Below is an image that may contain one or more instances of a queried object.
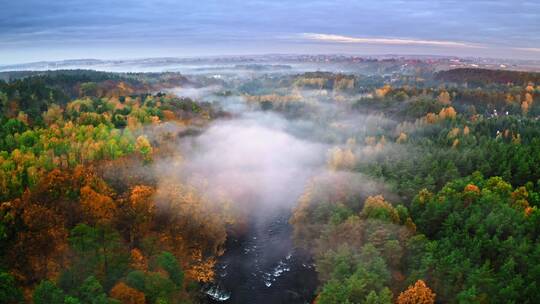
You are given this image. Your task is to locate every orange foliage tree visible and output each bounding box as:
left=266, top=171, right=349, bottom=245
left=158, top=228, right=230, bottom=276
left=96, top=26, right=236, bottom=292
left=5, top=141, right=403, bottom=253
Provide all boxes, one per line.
left=109, top=282, right=145, bottom=304
left=127, top=185, right=156, bottom=246
left=80, top=185, right=116, bottom=224
left=7, top=201, right=68, bottom=285
left=437, top=90, right=451, bottom=105
left=397, top=280, right=436, bottom=304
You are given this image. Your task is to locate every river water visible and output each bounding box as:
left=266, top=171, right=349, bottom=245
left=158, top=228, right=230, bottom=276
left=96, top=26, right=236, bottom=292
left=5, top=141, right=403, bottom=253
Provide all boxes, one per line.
left=203, top=208, right=318, bottom=304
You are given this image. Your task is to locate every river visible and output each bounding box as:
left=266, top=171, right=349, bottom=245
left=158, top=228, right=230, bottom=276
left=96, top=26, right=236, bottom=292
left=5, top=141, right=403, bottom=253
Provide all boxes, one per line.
left=176, top=85, right=326, bottom=304
left=203, top=207, right=318, bottom=304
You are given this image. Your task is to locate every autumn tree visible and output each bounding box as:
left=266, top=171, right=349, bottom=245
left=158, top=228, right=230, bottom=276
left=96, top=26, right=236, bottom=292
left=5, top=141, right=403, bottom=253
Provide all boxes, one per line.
left=80, top=185, right=116, bottom=224
left=127, top=185, right=155, bottom=246
left=9, top=202, right=67, bottom=285
left=129, top=248, right=148, bottom=271
left=396, top=132, right=407, bottom=143
left=437, top=90, right=451, bottom=105
left=375, top=85, right=392, bottom=98
left=328, top=147, right=356, bottom=170
left=396, top=280, right=435, bottom=304
left=439, top=106, right=457, bottom=120
left=154, top=182, right=226, bottom=281
left=43, top=104, right=64, bottom=126
left=135, top=135, right=152, bottom=162
left=361, top=195, right=400, bottom=224
left=109, top=282, right=145, bottom=304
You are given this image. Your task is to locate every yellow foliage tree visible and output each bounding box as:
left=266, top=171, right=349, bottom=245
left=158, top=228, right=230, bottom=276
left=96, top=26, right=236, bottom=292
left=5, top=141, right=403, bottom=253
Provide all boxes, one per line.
left=396, top=132, right=408, bottom=143
left=328, top=147, right=356, bottom=170
left=362, top=195, right=400, bottom=224
left=437, top=90, right=451, bottom=105
left=17, top=111, right=29, bottom=125
left=135, top=136, right=153, bottom=162
left=43, top=104, right=64, bottom=126
left=448, top=128, right=460, bottom=139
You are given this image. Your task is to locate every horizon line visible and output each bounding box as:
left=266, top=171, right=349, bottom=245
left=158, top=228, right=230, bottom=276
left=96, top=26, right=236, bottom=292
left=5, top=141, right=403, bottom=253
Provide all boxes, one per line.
left=1, top=52, right=539, bottom=68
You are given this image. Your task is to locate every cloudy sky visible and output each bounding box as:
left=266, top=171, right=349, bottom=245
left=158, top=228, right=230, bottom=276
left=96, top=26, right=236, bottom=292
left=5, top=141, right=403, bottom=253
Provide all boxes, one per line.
left=1, top=0, right=539, bottom=64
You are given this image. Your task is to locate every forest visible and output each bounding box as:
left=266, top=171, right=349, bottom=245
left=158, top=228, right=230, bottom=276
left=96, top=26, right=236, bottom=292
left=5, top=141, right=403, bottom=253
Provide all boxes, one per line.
left=0, top=63, right=540, bottom=304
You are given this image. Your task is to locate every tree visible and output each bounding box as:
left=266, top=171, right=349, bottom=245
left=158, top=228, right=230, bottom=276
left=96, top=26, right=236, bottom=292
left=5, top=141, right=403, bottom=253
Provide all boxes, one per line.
left=64, top=296, right=82, bottom=304
left=522, top=101, right=530, bottom=115
left=437, top=91, right=451, bottom=105
left=125, top=185, right=155, bottom=246
left=0, top=271, right=23, bottom=304
left=361, top=195, right=400, bottom=224
left=68, top=224, right=129, bottom=291
left=135, top=136, right=152, bottom=162
left=77, top=276, right=108, bottom=304
left=157, top=251, right=184, bottom=287
left=125, top=271, right=146, bottom=291
left=9, top=203, right=67, bottom=284
left=439, top=106, right=457, bottom=120
left=364, top=288, right=392, bottom=304
left=317, top=244, right=391, bottom=304
left=80, top=82, right=98, bottom=97
left=142, top=272, right=175, bottom=304
left=109, top=282, right=145, bottom=304
left=33, top=280, right=65, bottom=304
left=43, top=104, right=64, bottom=126
left=396, top=132, right=408, bottom=143
left=328, top=147, right=356, bottom=170
left=79, top=185, right=116, bottom=224
left=317, top=279, right=351, bottom=304
left=396, top=280, right=435, bottom=304
left=129, top=249, right=148, bottom=271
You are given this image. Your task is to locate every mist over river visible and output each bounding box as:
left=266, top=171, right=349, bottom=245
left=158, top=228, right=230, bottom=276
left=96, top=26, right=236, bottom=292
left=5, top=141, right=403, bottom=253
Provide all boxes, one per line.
left=170, top=86, right=331, bottom=303
left=175, top=110, right=326, bottom=303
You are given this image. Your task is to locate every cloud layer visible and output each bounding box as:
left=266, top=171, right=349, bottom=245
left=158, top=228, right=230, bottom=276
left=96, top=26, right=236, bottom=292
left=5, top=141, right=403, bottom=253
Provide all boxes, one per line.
left=300, top=33, right=482, bottom=48
left=1, top=0, right=539, bottom=63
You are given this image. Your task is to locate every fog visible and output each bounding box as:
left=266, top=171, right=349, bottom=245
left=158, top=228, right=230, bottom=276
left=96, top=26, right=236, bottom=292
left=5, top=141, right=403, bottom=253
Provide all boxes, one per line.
left=178, top=112, right=328, bottom=215
left=155, top=77, right=398, bottom=213
left=154, top=68, right=400, bottom=219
